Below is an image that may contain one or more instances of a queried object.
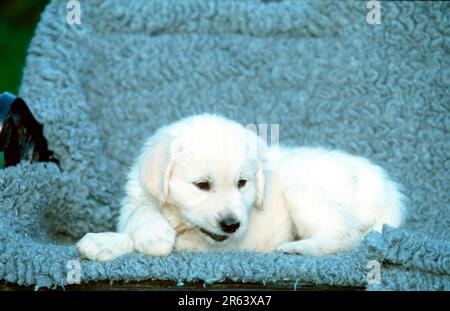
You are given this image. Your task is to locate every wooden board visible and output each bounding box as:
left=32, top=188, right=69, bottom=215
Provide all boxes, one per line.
left=0, top=280, right=364, bottom=291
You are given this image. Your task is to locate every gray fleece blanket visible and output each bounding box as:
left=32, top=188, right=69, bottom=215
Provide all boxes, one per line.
left=0, top=0, right=449, bottom=290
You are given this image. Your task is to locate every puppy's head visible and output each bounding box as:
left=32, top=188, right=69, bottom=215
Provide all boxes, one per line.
left=138, top=114, right=266, bottom=243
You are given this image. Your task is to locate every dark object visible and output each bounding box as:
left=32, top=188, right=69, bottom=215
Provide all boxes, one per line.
left=0, top=92, right=58, bottom=168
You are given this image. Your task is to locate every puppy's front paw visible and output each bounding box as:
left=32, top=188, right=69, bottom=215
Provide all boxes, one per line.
left=131, top=223, right=176, bottom=257
left=77, top=232, right=134, bottom=261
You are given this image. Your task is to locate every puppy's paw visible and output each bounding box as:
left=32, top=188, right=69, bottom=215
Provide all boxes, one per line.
left=77, top=232, right=134, bottom=261
left=131, top=223, right=176, bottom=257
left=277, top=240, right=326, bottom=256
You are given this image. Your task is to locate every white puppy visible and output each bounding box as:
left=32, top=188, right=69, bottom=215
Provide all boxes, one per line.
left=77, top=114, right=406, bottom=260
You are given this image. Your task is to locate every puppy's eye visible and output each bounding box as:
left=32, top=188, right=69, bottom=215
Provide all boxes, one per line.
left=237, top=179, right=247, bottom=188
left=194, top=181, right=210, bottom=191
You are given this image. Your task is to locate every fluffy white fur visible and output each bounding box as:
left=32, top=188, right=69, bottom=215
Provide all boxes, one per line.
left=77, top=114, right=406, bottom=260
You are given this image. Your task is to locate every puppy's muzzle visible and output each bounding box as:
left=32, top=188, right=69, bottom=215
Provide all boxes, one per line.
left=197, top=216, right=241, bottom=242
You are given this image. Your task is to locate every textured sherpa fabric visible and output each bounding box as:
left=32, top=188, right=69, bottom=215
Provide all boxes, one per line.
left=0, top=0, right=449, bottom=290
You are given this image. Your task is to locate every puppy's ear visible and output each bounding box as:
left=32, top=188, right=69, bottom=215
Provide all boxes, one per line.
left=138, top=130, right=173, bottom=204
left=254, top=162, right=265, bottom=210
left=250, top=133, right=267, bottom=210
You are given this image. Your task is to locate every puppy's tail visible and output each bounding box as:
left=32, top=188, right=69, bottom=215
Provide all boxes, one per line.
left=373, top=179, right=407, bottom=232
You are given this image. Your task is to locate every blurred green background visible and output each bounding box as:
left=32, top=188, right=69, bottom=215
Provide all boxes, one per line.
left=0, top=0, right=49, bottom=94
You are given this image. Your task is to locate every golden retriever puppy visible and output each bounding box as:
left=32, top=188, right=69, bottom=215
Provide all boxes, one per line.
left=77, top=114, right=405, bottom=260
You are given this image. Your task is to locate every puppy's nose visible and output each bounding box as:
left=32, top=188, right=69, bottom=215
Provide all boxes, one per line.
left=219, top=217, right=240, bottom=233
